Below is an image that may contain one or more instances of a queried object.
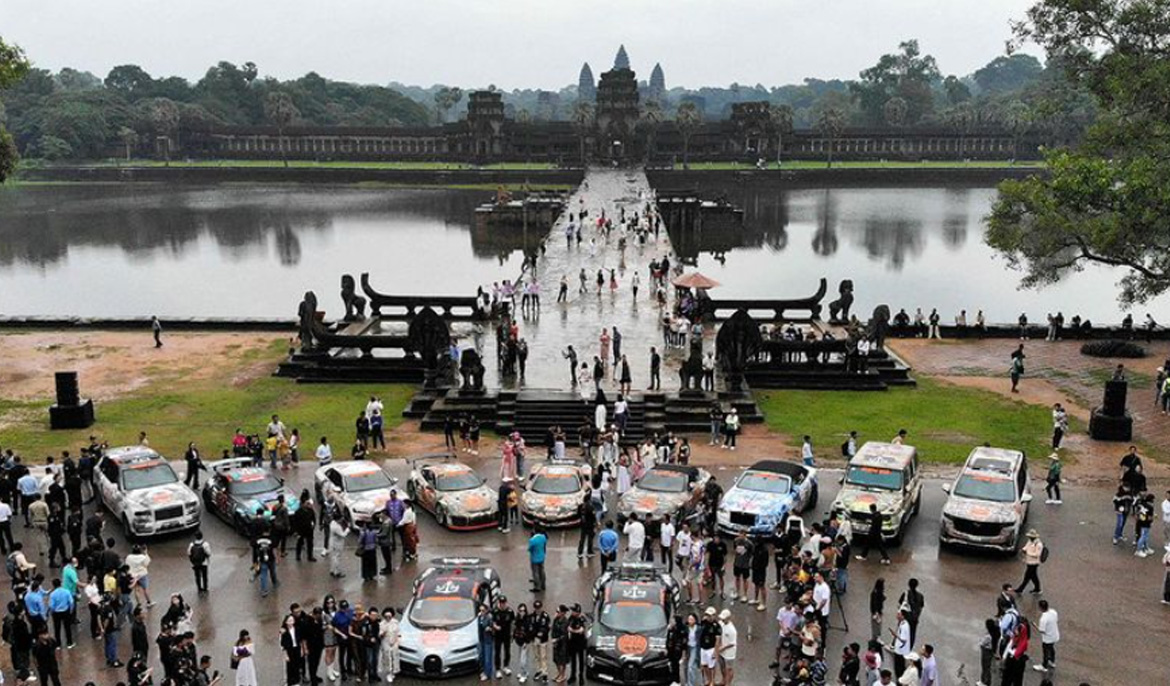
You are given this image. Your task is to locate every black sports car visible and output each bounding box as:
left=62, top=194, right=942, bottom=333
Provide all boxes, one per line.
left=587, top=563, right=680, bottom=686
left=202, top=458, right=300, bottom=534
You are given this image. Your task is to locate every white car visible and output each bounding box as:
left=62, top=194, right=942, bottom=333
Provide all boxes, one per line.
left=95, top=446, right=201, bottom=538
left=314, top=460, right=399, bottom=524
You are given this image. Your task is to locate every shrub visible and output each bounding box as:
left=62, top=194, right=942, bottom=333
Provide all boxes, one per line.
left=1080, top=339, right=1147, bottom=358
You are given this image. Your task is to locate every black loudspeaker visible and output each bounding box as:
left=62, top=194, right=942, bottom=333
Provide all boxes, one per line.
left=1103, top=380, right=1128, bottom=416
left=55, top=371, right=80, bottom=407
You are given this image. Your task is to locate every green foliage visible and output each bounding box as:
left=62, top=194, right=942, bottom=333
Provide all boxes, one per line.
left=989, top=0, right=1170, bottom=305
left=756, top=377, right=1058, bottom=464
left=0, top=129, right=18, bottom=180
left=1080, top=340, right=1147, bottom=358
left=35, top=135, right=72, bottom=160
left=851, top=40, right=941, bottom=126
left=973, top=55, right=1045, bottom=94
left=0, top=36, right=30, bottom=89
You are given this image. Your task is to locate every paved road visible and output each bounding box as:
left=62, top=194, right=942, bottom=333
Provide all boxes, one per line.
left=15, top=458, right=1165, bottom=686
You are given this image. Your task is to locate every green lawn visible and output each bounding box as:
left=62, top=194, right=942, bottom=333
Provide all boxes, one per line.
left=28, top=159, right=560, bottom=171
left=683, top=159, right=1046, bottom=170
left=0, top=376, right=414, bottom=462
left=755, top=377, right=1060, bottom=464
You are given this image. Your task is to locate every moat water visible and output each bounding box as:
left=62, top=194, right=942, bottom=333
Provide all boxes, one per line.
left=0, top=182, right=1161, bottom=321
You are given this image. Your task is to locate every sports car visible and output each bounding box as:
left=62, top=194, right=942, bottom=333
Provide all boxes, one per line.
left=406, top=455, right=497, bottom=530
left=617, top=464, right=711, bottom=524
left=202, top=458, right=300, bottom=535
left=716, top=460, right=818, bottom=537
left=398, top=557, right=500, bottom=678
left=314, top=460, right=398, bottom=525
left=587, top=563, right=680, bottom=685
left=521, top=460, right=592, bottom=527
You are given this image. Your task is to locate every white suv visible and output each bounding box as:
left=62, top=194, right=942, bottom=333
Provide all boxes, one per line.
left=96, top=447, right=201, bottom=538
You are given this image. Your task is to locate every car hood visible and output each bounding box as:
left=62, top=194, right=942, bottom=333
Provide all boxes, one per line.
left=398, top=608, right=479, bottom=655
left=239, top=490, right=301, bottom=518
left=618, top=488, right=689, bottom=517
left=833, top=487, right=902, bottom=514
left=125, top=484, right=198, bottom=510
left=721, top=487, right=795, bottom=517
left=522, top=489, right=582, bottom=514
left=943, top=496, right=1018, bottom=524
left=345, top=489, right=393, bottom=513
left=440, top=486, right=498, bottom=515
left=590, top=622, right=669, bottom=658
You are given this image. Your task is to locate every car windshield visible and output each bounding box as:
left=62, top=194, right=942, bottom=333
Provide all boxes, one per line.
left=637, top=470, right=688, bottom=493
left=953, top=474, right=1017, bottom=503
left=229, top=475, right=283, bottom=497
left=735, top=471, right=792, bottom=494
left=845, top=466, right=903, bottom=491
left=435, top=471, right=483, bottom=491
left=531, top=472, right=581, bottom=495
left=121, top=463, right=179, bottom=491
left=344, top=470, right=393, bottom=493
left=409, top=597, right=477, bottom=629
left=599, top=600, right=667, bottom=633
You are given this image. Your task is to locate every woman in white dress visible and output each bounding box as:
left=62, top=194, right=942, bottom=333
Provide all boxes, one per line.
left=378, top=607, right=401, bottom=682
left=616, top=455, right=632, bottom=496
left=233, top=629, right=257, bottom=686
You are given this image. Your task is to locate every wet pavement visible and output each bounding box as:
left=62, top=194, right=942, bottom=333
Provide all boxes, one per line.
left=18, top=456, right=1168, bottom=686
left=454, top=169, right=703, bottom=391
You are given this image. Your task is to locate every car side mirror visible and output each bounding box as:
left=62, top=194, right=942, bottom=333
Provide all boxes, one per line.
left=1020, top=493, right=1033, bottom=504
left=941, top=484, right=951, bottom=494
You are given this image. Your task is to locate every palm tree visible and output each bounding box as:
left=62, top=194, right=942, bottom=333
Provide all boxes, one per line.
left=117, top=126, right=137, bottom=162
left=1002, top=100, right=1032, bottom=164
left=945, top=102, right=976, bottom=158
left=676, top=101, right=702, bottom=169
left=571, top=101, right=594, bottom=166
left=433, top=86, right=464, bottom=124
left=640, top=100, right=664, bottom=163
left=816, top=106, right=845, bottom=168
left=768, top=104, right=794, bottom=166
left=148, top=98, right=180, bottom=166
left=264, top=92, right=300, bottom=169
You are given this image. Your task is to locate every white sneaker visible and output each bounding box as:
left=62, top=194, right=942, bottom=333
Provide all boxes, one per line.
left=1044, top=499, right=1053, bottom=504
left=496, top=671, right=503, bottom=679
left=505, top=668, right=512, bottom=676
left=728, top=593, right=737, bottom=601
left=1032, top=664, right=1047, bottom=672
left=519, top=678, right=527, bottom=684
left=1052, top=500, right=1062, bottom=505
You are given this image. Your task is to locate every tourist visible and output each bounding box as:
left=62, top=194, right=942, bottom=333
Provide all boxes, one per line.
left=315, top=437, right=333, bottom=466
left=649, top=347, right=662, bottom=390
left=1135, top=492, right=1156, bottom=556
left=183, top=442, right=206, bottom=488
left=707, top=531, right=728, bottom=600
left=358, top=520, right=379, bottom=581
left=151, top=316, right=163, bottom=348
left=1114, top=484, right=1135, bottom=544
left=898, top=578, right=925, bottom=647
left=612, top=326, right=623, bottom=365
left=125, top=544, right=154, bottom=608
left=1009, top=345, right=1025, bottom=393
left=328, top=516, right=349, bottom=578
left=370, top=409, right=386, bottom=450
left=576, top=493, right=596, bottom=558
left=280, top=614, right=304, bottom=686
left=1045, top=453, right=1062, bottom=505
left=598, top=521, right=618, bottom=573
left=1000, top=617, right=1031, bottom=686
left=1015, top=530, right=1044, bottom=594
left=801, top=436, right=815, bottom=466
left=292, top=492, right=317, bottom=563
left=514, top=602, right=532, bottom=683
left=566, top=604, right=588, bottom=686
left=718, top=609, right=737, bottom=686
left=721, top=408, right=740, bottom=450
left=528, top=527, right=548, bottom=593
left=1034, top=599, right=1059, bottom=673
left=1161, top=490, right=1170, bottom=546
left=550, top=605, right=568, bottom=684
left=1051, top=403, right=1068, bottom=450
left=252, top=529, right=277, bottom=597
left=31, top=626, right=61, bottom=686
left=46, top=578, right=73, bottom=649
left=617, top=357, right=632, bottom=395
left=623, top=513, right=645, bottom=561
left=730, top=532, right=753, bottom=605
left=233, top=629, right=257, bottom=686
left=659, top=514, right=676, bottom=572
left=493, top=596, right=515, bottom=678
left=531, top=600, right=551, bottom=682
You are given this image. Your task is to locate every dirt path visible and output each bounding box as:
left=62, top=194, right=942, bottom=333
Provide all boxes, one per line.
left=0, top=330, right=288, bottom=402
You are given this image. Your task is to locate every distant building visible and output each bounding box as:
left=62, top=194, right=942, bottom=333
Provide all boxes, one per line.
left=613, top=45, right=630, bottom=71
left=578, top=63, right=596, bottom=102
left=648, top=63, right=666, bottom=101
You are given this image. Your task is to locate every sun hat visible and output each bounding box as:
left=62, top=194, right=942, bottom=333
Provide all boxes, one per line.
left=704, top=607, right=716, bottom=617
left=1027, top=529, right=1039, bottom=538
left=907, top=652, right=920, bottom=661
left=718, top=609, right=731, bottom=620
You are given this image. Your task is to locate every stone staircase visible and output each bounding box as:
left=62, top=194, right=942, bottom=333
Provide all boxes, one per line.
left=744, top=350, right=916, bottom=391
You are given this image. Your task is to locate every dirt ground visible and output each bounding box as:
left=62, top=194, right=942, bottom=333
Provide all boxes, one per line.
left=0, top=330, right=290, bottom=401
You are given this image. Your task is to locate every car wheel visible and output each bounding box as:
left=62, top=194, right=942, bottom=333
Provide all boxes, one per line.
left=406, top=481, right=417, bottom=500
left=912, top=492, right=921, bottom=517
left=122, top=516, right=138, bottom=543
left=806, top=483, right=819, bottom=511
left=437, top=507, right=449, bottom=528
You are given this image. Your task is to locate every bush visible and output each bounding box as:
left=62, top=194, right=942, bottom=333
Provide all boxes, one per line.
left=1080, top=339, right=1147, bottom=358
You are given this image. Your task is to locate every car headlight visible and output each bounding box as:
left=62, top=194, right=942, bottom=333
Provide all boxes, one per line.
left=352, top=501, right=375, bottom=513
left=132, top=510, right=152, bottom=521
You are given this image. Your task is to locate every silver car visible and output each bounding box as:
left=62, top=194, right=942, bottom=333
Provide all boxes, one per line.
left=398, top=558, right=500, bottom=678
left=940, top=447, right=1032, bottom=552
left=95, top=447, right=201, bottom=539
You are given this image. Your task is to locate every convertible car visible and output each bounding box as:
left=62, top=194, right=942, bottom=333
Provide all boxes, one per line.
left=716, top=460, right=818, bottom=537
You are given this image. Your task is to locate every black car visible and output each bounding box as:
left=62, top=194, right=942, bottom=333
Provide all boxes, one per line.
left=201, top=458, right=300, bottom=534
left=587, top=563, right=680, bottom=686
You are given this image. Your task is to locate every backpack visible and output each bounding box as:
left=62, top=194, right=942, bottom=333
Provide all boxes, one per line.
left=188, top=542, right=208, bottom=566
left=1039, top=543, right=1050, bottom=564
left=840, top=441, right=851, bottom=457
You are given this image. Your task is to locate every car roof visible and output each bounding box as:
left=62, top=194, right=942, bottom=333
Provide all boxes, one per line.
left=964, top=447, right=1023, bottom=476
left=746, top=460, right=804, bottom=478
left=416, top=558, right=497, bottom=597
left=104, top=447, right=162, bottom=464
left=425, top=462, right=474, bottom=475
left=331, top=460, right=383, bottom=475
left=851, top=442, right=916, bottom=469
left=650, top=464, right=699, bottom=478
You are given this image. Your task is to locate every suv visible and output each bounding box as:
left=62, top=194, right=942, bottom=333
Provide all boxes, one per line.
left=96, top=446, right=201, bottom=538
left=587, top=563, right=680, bottom=685
left=830, top=442, right=921, bottom=542
left=940, top=447, right=1032, bottom=552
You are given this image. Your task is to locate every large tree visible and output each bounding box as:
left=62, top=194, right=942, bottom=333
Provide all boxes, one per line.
left=0, top=36, right=30, bottom=182
left=850, top=40, right=941, bottom=126
left=264, top=91, right=299, bottom=168
left=433, top=86, right=463, bottom=124
left=816, top=106, right=845, bottom=168
left=987, top=0, right=1170, bottom=306
left=769, top=103, right=794, bottom=165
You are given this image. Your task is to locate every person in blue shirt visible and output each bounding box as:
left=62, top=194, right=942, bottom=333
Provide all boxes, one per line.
left=332, top=600, right=355, bottom=681
left=477, top=603, right=496, bottom=681
left=597, top=520, right=619, bottom=574
left=48, top=577, right=75, bottom=647
left=17, top=473, right=39, bottom=527
left=24, top=577, right=48, bottom=628
left=528, top=528, right=548, bottom=593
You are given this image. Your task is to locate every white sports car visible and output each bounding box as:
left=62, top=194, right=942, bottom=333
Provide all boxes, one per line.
left=314, top=460, right=398, bottom=524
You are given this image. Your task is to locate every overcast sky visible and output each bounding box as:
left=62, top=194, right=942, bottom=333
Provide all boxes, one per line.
left=3, top=0, right=1041, bottom=90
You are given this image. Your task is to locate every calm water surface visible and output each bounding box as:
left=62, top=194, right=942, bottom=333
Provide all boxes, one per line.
left=0, top=183, right=1160, bottom=321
